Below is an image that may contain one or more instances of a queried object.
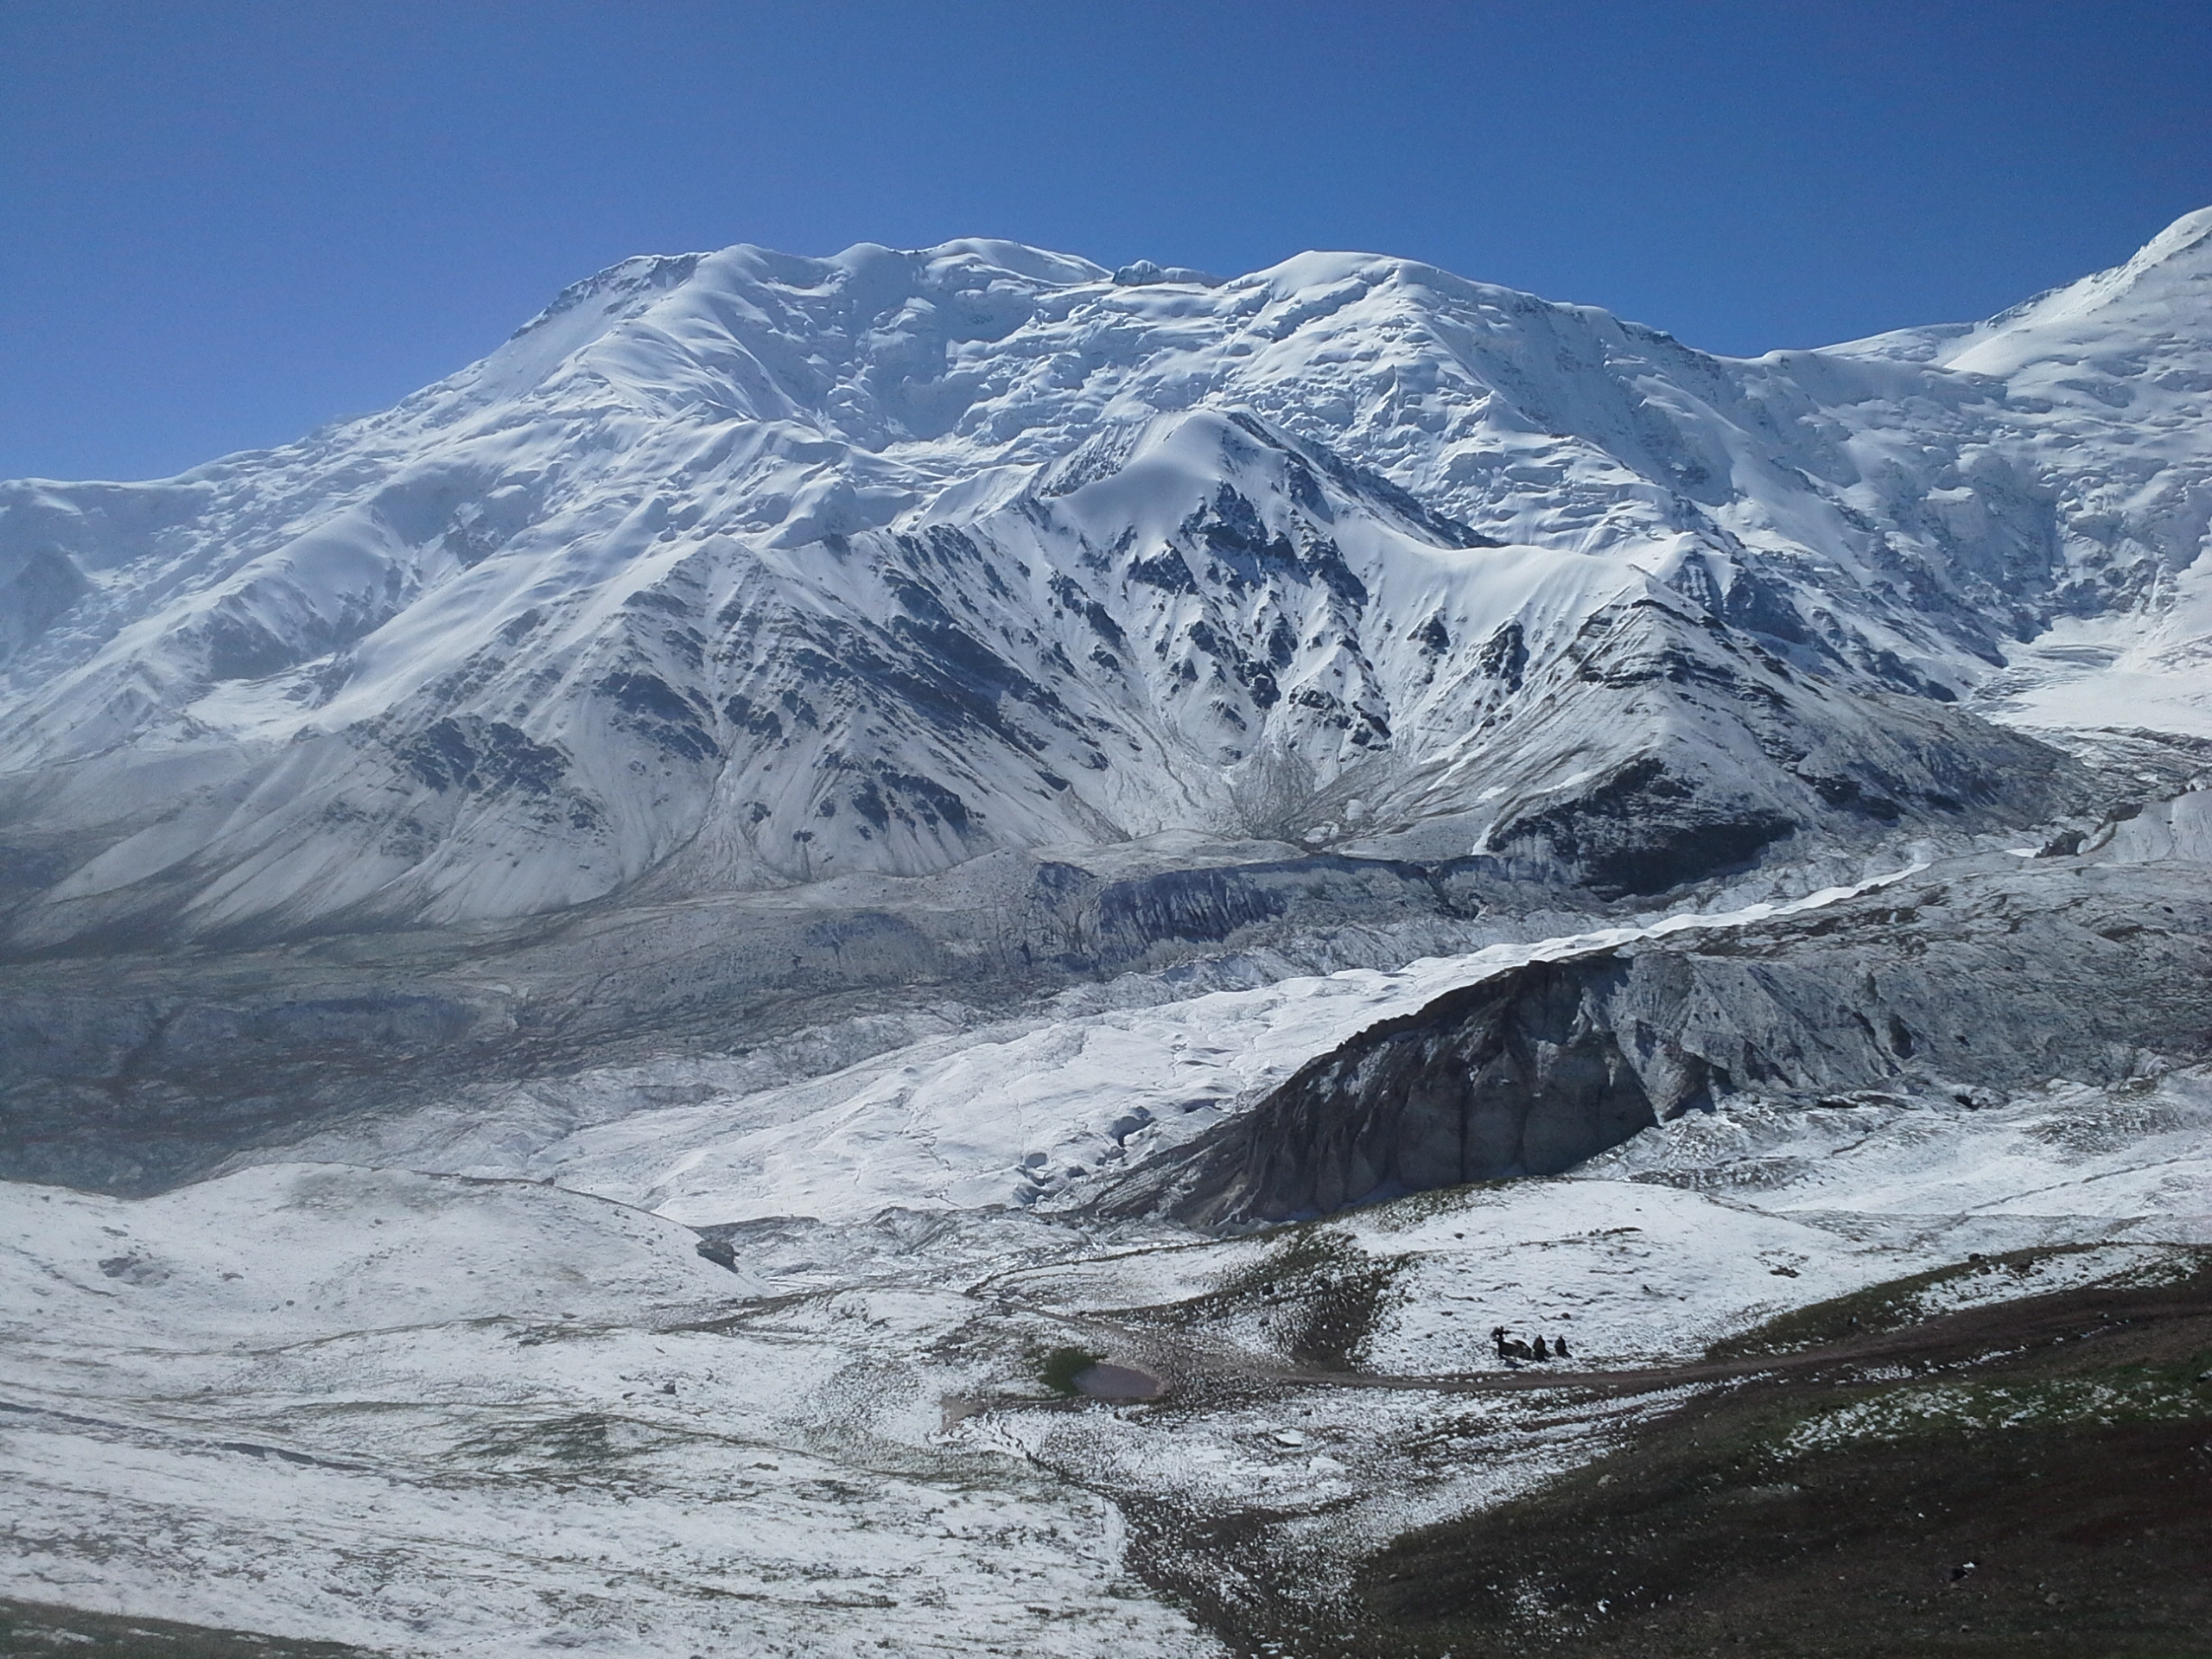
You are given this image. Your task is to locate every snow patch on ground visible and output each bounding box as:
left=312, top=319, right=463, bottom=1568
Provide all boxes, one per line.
left=3, top=1061, right=2204, bottom=1653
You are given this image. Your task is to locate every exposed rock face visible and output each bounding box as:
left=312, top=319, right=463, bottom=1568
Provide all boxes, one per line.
left=1132, top=851, right=2212, bottom=1226
left=1153, top=957, right=1671, bottom=1224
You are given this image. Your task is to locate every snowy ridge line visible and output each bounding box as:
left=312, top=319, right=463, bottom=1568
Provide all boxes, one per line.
left=3, top=211, right=2208, bottom=942
left=1364, top=856, right=1930, bottom=982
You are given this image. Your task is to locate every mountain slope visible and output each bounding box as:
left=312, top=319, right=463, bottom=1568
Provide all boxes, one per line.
left=2, top=217, right=2207, bottom=947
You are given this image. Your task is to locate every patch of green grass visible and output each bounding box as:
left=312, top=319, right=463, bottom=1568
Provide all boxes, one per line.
left=1770, top=1351, right=2212, bottom=1458
left=1706, top=1259, right=1992, bottom=1362
left=457, top=1409, right=638, bottom=1465
left=1706, top=1244, right=2210, bottom=1363
left=1037, top=1344, right=1106, bottom=1396
left=1209, top=1224, right=1363, bottom=1299
left=1356, top=1179, right=1522, bottom=1232
left=1178, top=1224, right=1410, bottom=1370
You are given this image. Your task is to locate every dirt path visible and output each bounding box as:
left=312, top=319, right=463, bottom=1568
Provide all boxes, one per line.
left=1248, top=1281, right=2212, bottom=1400
left=1001, top=1274, right=2210, bottom=1415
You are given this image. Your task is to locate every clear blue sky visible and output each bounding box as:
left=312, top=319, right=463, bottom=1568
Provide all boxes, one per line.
left=4, top=0, right=2207, bottom=482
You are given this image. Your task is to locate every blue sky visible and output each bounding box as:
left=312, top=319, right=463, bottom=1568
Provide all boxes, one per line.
left=3, top=0, right=2207, bottom=482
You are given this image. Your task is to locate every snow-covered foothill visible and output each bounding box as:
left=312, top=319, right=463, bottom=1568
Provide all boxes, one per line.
left=0, top=1161, right=753, bottom=1344
left=0, top=1164, right=1220, bottom=1658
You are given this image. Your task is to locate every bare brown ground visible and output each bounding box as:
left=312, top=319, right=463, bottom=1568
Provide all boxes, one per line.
left=1128, top=1262, right=2212, bottom=1659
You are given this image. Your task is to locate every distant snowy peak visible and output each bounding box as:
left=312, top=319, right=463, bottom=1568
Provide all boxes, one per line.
left=1829, top=204, right=2212, bottom=372
left=1970, top=204, right=2212, bottom=344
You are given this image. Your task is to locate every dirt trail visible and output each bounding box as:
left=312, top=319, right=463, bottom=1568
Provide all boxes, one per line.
left=1255, top=1281, right=2212, bottom=1400
left=1011, top=1274, right=2210, bottom=1414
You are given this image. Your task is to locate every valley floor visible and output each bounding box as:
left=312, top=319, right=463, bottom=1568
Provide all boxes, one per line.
left=2, top=1058, right=2206, bottom=1658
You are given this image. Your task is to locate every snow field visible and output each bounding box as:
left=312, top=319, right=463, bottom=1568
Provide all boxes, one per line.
left=3, top=1071, right=2204, bottom=1654
left=0, top=1166, right=1220, bottom=1657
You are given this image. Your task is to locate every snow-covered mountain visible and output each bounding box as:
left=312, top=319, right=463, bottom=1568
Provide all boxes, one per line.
left=6, top=211, right=2212, bottom=1659
left=3, top=213, right=2209, bottom=947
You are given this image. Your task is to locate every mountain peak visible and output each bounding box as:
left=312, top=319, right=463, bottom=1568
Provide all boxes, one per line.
left=2124, top=203, right=2212, bottom=273
left=1974, top=203, right=2212, bottom=336
left=2, top=219, right=2207, bottom=945
left=1835, top=205, right=2212, bottom=376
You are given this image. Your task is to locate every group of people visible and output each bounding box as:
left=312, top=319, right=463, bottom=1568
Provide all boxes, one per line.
left=1490, top=1325, right=1571, bottom=1363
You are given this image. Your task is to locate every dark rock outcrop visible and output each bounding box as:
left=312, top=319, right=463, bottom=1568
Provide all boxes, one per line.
left=1138, top=953, right=1686, bottom=1227
left=1119, top=854, right=2212, bottom=1227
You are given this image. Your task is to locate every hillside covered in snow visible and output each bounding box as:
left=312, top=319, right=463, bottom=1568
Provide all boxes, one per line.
left=3, top=213, right=2209, bottom=946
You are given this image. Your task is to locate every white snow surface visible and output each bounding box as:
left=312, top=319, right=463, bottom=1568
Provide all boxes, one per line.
left=6, top=1062, right=2202, bottom=1655
left=0, top=1164, right=1217, bottom=1657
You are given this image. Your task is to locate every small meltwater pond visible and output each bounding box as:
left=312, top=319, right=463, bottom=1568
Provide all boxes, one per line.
left=1073, top=1362, right=1167, bottom=1402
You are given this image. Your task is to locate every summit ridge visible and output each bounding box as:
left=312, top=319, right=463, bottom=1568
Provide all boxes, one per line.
left=1, top=213, right=2208, bottom=944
